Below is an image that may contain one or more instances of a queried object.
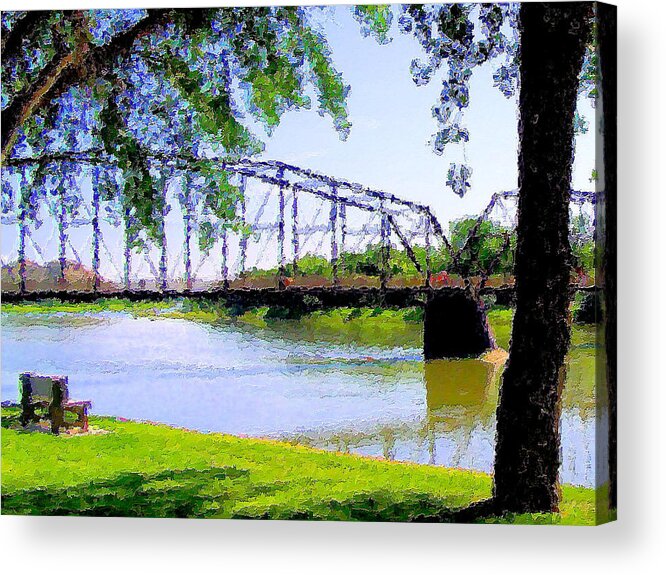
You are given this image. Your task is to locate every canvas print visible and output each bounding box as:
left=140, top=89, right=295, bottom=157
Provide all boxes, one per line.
left=1, top=2, right=616, bottom=524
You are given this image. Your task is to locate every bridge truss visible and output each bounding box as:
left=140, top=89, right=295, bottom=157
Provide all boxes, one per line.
left=2, top=155, right=452, bottom=293
left=1, top=153, right=598, bottom=295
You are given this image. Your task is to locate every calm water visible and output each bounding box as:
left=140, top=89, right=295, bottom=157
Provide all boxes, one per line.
left=1, top=311, right=606, bottom=487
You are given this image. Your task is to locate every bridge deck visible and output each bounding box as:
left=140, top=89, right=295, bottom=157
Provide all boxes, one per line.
left=1, top=285, right=594, bottom=307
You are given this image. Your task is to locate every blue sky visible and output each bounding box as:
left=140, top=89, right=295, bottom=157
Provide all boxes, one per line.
left=256, top=6, right=597, bottom=224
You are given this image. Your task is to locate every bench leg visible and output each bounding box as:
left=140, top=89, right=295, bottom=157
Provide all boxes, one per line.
left=49, top=405, right=64, bottom=435
left=76, top=406, right=89, bottom=432
left=20, top=403, right=35, bottom=427
left=65, top=405, right=89, bottom=432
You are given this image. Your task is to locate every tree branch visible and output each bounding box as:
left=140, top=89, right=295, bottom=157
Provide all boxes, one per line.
left=1, top=9, right=174, bottom=162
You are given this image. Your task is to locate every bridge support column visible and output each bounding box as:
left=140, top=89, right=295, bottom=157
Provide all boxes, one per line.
left=182, top=176, right=192, bottom=291
left=91, top=167, right=100, bottom=293
left=423, top=290, right=492, bottom=360
left=424, top=214, right=432, bottom=288
left=339, top=203, right=346, bottom=254
left=57, top=181, right=67, bottom=281
left=292, top=191, right=299, bottom=274
left=158, top=196, right=168, bottom=292
left=238, top=177, right=247, bottom=278
left=330, top=191, right=339, bottom=286
left=277, top=171, right=287, bottom=290
left=380, top=208, right=390, bottom=291
left=221, top=229, right=229, bottom=289
left=123, top=206, right=131, bottom=290
left=17, top=200, right=27, bottom=295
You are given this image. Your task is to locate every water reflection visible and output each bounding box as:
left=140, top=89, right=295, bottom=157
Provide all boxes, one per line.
left=290, top=351, right=603, bottom=487
left=425, top=358, right=499, bottom=431
left=1, top=311, right=604, bottom=487
left=424, top=357, right=499, bottom=467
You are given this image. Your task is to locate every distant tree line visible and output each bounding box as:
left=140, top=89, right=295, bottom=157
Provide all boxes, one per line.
left=244, top=217, right=595, bottom=282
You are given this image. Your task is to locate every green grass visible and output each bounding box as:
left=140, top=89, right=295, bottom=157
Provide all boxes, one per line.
left=1, top=298, right=174, bottom=316
left=1, top=408, right=609, bottom=524
left=148, top=303, right=426, bottom=348
left=487, top=306, right=513, bottom=351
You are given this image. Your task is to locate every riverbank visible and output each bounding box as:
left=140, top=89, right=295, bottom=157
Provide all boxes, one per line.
left=1, top=407, right=607, bottom=524
left=1, top=297, right=512, bottom=351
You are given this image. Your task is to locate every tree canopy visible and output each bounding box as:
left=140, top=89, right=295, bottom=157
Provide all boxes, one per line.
left=1, top=5, right=598, bottom=275
left=355, top=3, right=597, bottom=197
left=1, top=7, right=351, bottom=245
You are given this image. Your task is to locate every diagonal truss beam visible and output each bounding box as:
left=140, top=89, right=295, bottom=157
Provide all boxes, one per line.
left=2, top=152, right=598, bottom=289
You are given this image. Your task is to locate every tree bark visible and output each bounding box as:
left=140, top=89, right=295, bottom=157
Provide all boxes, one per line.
left=493, top=2, right=592, bottom=513
left=598, top=2, right=617, bottom=511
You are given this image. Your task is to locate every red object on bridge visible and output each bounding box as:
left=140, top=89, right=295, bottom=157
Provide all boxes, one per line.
left=432, top=271, right=451, bottom=287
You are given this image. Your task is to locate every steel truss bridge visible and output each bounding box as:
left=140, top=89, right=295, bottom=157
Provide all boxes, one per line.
left=1, top=154, right=598, bottom=357
left=1, top=154, right=597, bottom=296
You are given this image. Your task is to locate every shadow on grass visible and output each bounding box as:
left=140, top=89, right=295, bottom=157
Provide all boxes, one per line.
left=2, top=409, right=502, bottom=522
left=1, top=407, right=21, bottom=427
left=2, top=464, right=496, bottom=522
left=2, top=467, right=250, bottom=518
left=232, top=491, right=469, bottom=522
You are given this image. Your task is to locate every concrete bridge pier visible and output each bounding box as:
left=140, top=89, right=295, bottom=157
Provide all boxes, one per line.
left=423, top=290, right=493, bottom=360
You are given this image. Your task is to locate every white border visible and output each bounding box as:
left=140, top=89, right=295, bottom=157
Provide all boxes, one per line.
left=2, top=1, right=665, bottom=572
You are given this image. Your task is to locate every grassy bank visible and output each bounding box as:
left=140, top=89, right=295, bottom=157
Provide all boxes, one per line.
left=1, top=297, right=511, bottom=351
left=1, top=408, right=606, bottom=524
left=1, top=300, right=605, bottom=524
left=0, top=298, right=174, bottom=316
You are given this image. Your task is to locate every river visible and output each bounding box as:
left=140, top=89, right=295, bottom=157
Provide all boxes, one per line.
left=1, top=309, right=607, bottom=487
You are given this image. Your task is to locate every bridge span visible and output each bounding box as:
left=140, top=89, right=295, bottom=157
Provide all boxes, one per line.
left=2, top=155, right=598, bottom=359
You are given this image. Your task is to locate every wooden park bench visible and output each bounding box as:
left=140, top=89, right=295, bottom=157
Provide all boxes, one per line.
left=19, top=373, right=91, bottom=434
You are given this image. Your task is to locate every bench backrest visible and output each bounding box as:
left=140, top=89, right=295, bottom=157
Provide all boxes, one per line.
left=19, top=373, right=69, bottom=403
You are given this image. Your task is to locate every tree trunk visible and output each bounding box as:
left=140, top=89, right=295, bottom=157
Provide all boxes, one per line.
left=598, top=2, right=617, bottom=511
left=493, top=3, right=592, bottom=513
